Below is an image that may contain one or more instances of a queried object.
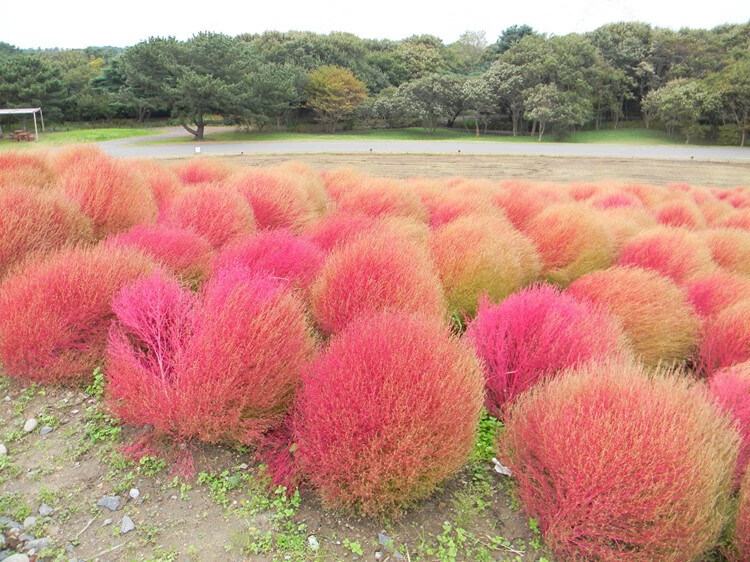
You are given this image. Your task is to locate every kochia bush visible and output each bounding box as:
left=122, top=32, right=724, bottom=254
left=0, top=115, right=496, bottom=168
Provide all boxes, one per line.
left=106, top=269, right=315, bottom=444
left=303, top=212, right=380, bottom=253
left=0, top=185, right=94, bottom=277
left=429, top=215, right=540, bottom=318
left=708, top=362, right=750, bottom=484
left=685, top=270, right=750, bottom=318
left=466, top=285, right=630, bottom=418
left=567, top=266, right=700, bottom=367
left=294, top=311, right=484, bottom=515
left=0, top=150, right=56, bottom=189
left=0, top=245, right=155, bottom=383
left=735, top=473, right=750, bottom=561
left=212, top=229, right=325, bottom=290
left=617, top=227, right=715, bottom=284
left=702, top=228, right=750, bottom=276
left=334, top=178, right=427, bottom=222
left=501, top=362, right=738, bottom=561
left=161, top=183, right=256, bottom=248
left=698, top=300, right=750, bottom=375
left=310, top=232, right=445, bottom=334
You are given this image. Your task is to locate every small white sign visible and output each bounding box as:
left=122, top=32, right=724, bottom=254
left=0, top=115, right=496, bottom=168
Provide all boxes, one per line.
left=194, top=146, right=201, bottom=154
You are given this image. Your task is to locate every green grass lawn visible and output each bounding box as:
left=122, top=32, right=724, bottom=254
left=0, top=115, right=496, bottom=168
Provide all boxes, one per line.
left=0, top=127, right=157, bottom=149
left=137, top=126, right=690, bottom=146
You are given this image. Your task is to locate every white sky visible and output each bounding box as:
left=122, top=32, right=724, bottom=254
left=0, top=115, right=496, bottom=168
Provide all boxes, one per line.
left=3, top=0, right=749, bottom=49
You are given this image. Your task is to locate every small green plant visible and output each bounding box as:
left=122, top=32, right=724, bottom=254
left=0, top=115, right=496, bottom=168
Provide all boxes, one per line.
left=13, top=384, right=39, bottom=414
left=83, top=408, right=121, bottom=444
left=197, top=469, right=249, bottom=507
left=343, top=538, right=364, bottom=556
left=85, top=367, right=106, bottom=398
left=138, top=455, right=167, bottom=476
left=0, top=492, right=31, bottom=521
left=37, top=411, right=60, bottom=429
left=38, top=485, right=57, bottom=505
left=528, top=517, right=544, bottom=550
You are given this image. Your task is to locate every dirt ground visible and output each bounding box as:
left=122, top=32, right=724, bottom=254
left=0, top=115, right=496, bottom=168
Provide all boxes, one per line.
left=158, top=152, right=750, bottom=188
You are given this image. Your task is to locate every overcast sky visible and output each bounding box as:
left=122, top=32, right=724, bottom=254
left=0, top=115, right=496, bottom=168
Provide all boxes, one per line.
left=3, top=0, right=749, bottom=49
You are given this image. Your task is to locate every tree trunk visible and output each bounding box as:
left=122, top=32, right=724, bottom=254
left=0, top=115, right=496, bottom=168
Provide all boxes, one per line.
left=537, top=122, right=545, bottom=141
left=530, top=120, right=537, bottom=136
left=475, top=113, right=480, bottom=137
left=182, top=114, right=205, bottom=140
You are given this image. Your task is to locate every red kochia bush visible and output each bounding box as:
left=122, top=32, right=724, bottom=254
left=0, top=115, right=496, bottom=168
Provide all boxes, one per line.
left=708, top=362, right=750, bottom=484
left=722, top=209, right=750, bottom=231
left=311, top=232, right=445, bottom=334
left=173, top=158, right=233, bottom=185
left=56, top=152, right=157, bottom=238
left=334, top=178, right=428, bottom=222
left=702, top=228, right=750, bottom=276
left=212, top=229, right=325, bottom=290
left=685, top=270, right=750, bottom=318
left=0, top=245, right=155, bottom=383
left=294, top=311, right=484, bottom=515
left=735, top=473, right=750, bottom=561
left=698, top=300, right=750, bottom=375
left=0, top=150, right=55, bottom=189
left=303, top=212, right=380, bottom=252
left=161, top=183, right=256, bottom=248
left=501, top=362, right=738, bottom=562
left=568, top=266, right=699, bottom=367
left=107, top=269, right=315, bottom=444
left=466, top=285, right=630, bottom=418
left=617, top=227, right=715, bottom=284
left=0, top=185, right=94, bottom=277
left=233, top=168, right=318, bottom=232
left=107, top=224, right=214, bottom=285
left=653, top=200, right=707, bottom=230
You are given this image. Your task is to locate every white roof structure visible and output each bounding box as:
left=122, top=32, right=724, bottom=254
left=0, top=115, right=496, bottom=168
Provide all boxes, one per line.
left=0, top=107, right=42, bottom=115
left=0, top=107, right=45, bottom=140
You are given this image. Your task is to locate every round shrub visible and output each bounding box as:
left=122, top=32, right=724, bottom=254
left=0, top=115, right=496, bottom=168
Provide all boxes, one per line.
left=131, top=159, right=182, bottom=218
left=568, top=266, right=700, bottom=367
left=467, top=285, right=630, bottom=418
left=334, top=178, right=427, bottom=221
left=493, top=180, right=563, bottom=229
left=161, top=183, right=256, bottom=249
left=595, top=207, right=657, bottom=257
left=429, top=215, right=540, bottom=318
left=320, top=168, right=369, bottom=201
left=107, top=224, right=214, bottom=285
left=303, top=212, right=380, bottom=253
left=212, top=229, right=325, bottom=290
left=294, top=311, right=484, bottom=515
left=311, top=232, right=445, bottom=334
left=698, top=300, right=750, bottom=375
left=721, top=209, right=750, bottom=231
left=523, top=203, right=614, bottom=286
left=173, top=158, right=233, bottom=185
left=617, top=227, right=715, bottom=284
left=691, top=188, right=734, bottom=225
left=501, top=361, right=738, bottom=562
left=0, top=185, right=94, bottom=277
left=702, top=228, right=750, bottom=276
left=0, top=245, right=155, bottom=383
left=274, top=161, right=329, bottom=217
left=653, top=200, right=707, bottom=230
left=708, top=362, right=750, bottom=484
left=56, top=151, right=157, bottom=238
left=107, top=269, right=315, bottom=444
left=416, top=181, right=497, bottom=227
left=0, top=150, right=55, bottom=189
left=589, top=190, right=644, bottom=210
left=685, top=270, right=750, bottom=318
left=233, top=168, right=318, bottom=232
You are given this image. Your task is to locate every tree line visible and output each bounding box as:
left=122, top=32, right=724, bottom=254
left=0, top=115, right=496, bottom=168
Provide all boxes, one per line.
left=0, top=22, right=748, bottom=144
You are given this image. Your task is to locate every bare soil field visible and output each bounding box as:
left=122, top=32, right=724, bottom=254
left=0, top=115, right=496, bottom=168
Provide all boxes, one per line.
left=157, top=153, right=750, bottom=188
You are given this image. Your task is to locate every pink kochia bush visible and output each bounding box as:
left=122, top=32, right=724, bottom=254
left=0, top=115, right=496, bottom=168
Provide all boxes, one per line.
left=708, top=362, right=750, bottom=484
left=568, top=266, right=700, bottom=367
left=161, top=183, right=256, bottom=249
left=0, top=185, right=94, bottom=277
left=56, top=151, right=157, bottom=238
left=735, top=473, right=750, bottom=561
left=293, top=311, right=484, bottom=516
left=107, top=224, right=214, bottom=285
left=685, top=270, right=750, bottom=318
left=303, top=212, right=380, bottom=253
left=466, top=285, right=630, bottom=418
left=106, top=269, right=315, bottom=444
left=0, top=245, right=155, bottom=383
left=212, top=229, right=325, bottom=290
left=617, top=227, right=715, bottom=284
left=698, top=300, right=750, bottom=375
left=501, top=362, right=738, bottom=562
left=311, top=232, right=445, bottom=334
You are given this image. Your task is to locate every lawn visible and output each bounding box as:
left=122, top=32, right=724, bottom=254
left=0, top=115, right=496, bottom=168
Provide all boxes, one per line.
left=137, top=126, right=688, bottom=146
left=0, top=127, right=157, bottom=149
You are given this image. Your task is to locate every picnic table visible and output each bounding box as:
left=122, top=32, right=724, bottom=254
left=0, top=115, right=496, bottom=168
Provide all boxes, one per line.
left=11, top=130, right=33, bottom=142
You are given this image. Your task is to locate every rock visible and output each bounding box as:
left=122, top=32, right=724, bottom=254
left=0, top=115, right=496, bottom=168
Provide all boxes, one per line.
left=307, top=535, right=319, bottom=551
left=238, top=463, right=248, bottom=470
left=71, top=409, right=79, bottom=414
left=120, top=515, right=135, bottom=534
left=38, top=504, right=53, bottom=517
left=25, top=537, right=51, bottom=550
left=22, top=516, right=36, bottom=529
left=378, top=532, right=392, bottom=548
left=170, top=495, right=178, bottom=500
left=39, top=426, right=53, bottom=436
left=0, top=517, right=18, bottom=528
left=96, top=496, right=120, bottom=511
left=19, top=533, right=34, bottom=542
left=102, top=518, right=112, bottom=526
left=23, top=419, right=37, bottom=433
left=128, top=488, right=140, bottom=500
left=0, top=444, right=7, bottom=456
left=65, top=543, right=74, bottom=553
left=393, top=553, right=405, bottom=560
left=3, top=554, right=30, bottom=562
left=375, top=552, right=383, bottom=560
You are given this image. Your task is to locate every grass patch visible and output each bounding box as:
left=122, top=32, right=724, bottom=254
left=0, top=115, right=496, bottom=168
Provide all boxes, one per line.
left=566, top=128, right=681, bottom=145
left=0, top=127, right=156, bottom=149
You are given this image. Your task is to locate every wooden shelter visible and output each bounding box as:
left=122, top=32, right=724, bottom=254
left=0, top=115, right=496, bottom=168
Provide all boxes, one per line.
left=0, top=107, right=45, bottom=141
